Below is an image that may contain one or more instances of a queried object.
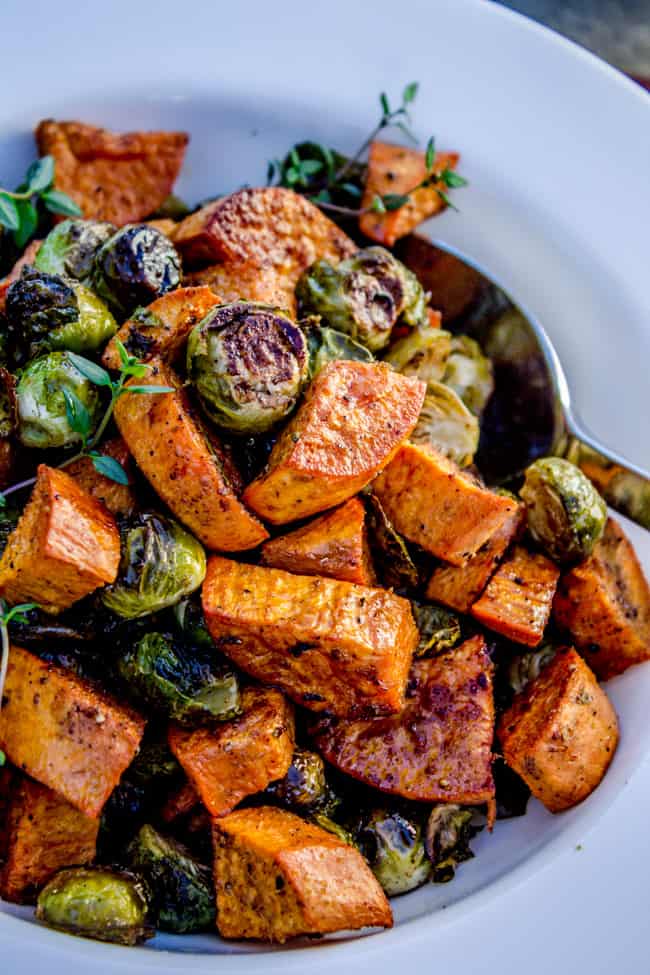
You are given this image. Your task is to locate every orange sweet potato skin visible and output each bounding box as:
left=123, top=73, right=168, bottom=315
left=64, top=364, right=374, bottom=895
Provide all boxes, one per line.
left=0, top=775, right=98, bottom=904
left=498, top=648, right=619, bottom=812
left=244, top=361, right=425, bottom=524
left=260, top=498, right=376, bottom=585
left=373, top=443, right=517, bottom=566
left=553, top=518, right=650, bottom=680
left=311, top=635, right=495, bottom=804
left=35, top=120, right=188, bottom=226
left=359, top=142, right=460, bottom=247
left=64, top=436, right=136, bottom=516
left=169, top=687, right=295, bottom=818
left=0, top=465, right=120, bottom=614
left=102, top=286, right=221, bottom=370
left=213, top=806, right=392, bottom=941
left=471, top=545, right=559, bottom=647
left=113, top=361, right=268, bottom=551
left=185, top=262, right=298, bottom=317
left=0, top=647, right=145, bottom=818
left=202, top=557, right=417, bottom=717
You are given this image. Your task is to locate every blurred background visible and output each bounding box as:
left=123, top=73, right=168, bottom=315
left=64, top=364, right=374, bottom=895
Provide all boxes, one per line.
left=498, top=0, right=650, bottom=82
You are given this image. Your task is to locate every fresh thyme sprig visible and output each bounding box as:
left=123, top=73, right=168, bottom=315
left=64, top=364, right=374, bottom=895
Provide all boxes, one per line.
left=0, top=599, right=38, bottom=765
left=0, top=156, right=82, bottom=249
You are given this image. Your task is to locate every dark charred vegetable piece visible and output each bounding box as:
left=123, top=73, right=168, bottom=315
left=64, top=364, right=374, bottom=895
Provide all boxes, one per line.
left=492, top=757, right=531, bottom=820
left=411, top=601, right=462, bottom=658
left=125, top=824, right=214, bottom=934
left=352, top=806, right=431, bottom=896
left=304, top=320, right=374, bottom=378
left=365, top=493, right=420, bottom=591
left=36, top=866, right=152, bottom=946
left=264, top=748, right=328, bottom=810
left=424, top=804, right=479, bottom=883
left=171, top=595, right=214, bottom=650
left=15, top=351, right=101, bottom=449
left=92, top=224, right=181, bottom=317
left=35, top=219, right=116, bottom=283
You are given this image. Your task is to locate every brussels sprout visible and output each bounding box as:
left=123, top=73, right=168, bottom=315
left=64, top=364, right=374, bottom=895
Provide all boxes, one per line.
left=411, top=382, right=479, bottom=468
left=309, top=811, right=355, bottom=846
left=0, top=507, right=20, bottom=557
left=101, top=513, right=206, bottom=619
left=365, top=493, right=419, bottom=591
left=507, top=642, right=557, bottom=696
left=117, top=631, right=241, bottom=725
left=411, top=601, right=462, bottom=658
left=296, top=246, right=427, bottom=352
left=15, top=351, right=101, bottom=449
left=35, top=219, right=116, bottom=283
left=384, top=326, right=452, bottom=385
left=36, top=867, right=152, bottom=946
left=424, top=804, right=479, bottom=883
left=353, top=807, right=431, bottom=896
left=0, top=369, right=15, bottom=438
left=92, top=224, right=181, bottom=317
left=265, top=748, right=328, bottom=810
left=186, top=302, right=309, bottom=434
left=149, top=194, right=191, bottom=221
left=442, top=335, right=495, bottom=417
left=520, top=457, right=607, bottom=563
left=493, top=756, right=531, bottom=820
left=172, top=595, right=214, bottom=650
left=127, top=741, right=183, bottom=790
left=304, top=320, right=374, bottom=378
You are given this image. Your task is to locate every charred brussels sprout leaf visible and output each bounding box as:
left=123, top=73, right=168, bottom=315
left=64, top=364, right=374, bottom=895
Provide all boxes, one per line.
left=296, top=246, right=427, bottom=352
left=172, top=595, right=214, bottom=650
left=443, top=334, right=494, bottom=417
left=493, top=756, right=531, bottom=820
left=411, top=381, right=479, bottom=468
left=117, top=631, right=241, bottom=725
left=186, top=302, right=309, bottom=434
left=425, top=804, right=479, bottom=883
left=35, top=219, right=115, bottom=283
left=102, top=513, right=206, bottom=619
left=365, top=493, right=420, bottom=591
left=36, top=867, right=152, bottom=946
left=92, top=224, right=181, bottom=318
left=520, top=457, right=607, bottom=563
left=16, top=351, right=101, bottom=448
left=308, top=811, right=356, bottom=846
left=411, top=601, right=462, bottom=658
left=126, top=824, right=215, bottom=934
left=507, top=642, right=557, bottom=696
left=352, top=807, right=431, bottom=896
left=265, top=748, right=328, bottom=810
left=304, top=320, right=374, bottom=378
left=384, top=326, right=451, bottom=385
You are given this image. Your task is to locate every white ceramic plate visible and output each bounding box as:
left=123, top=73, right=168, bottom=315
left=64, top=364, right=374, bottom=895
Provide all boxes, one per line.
left=1, top=0, right=649, bottom=971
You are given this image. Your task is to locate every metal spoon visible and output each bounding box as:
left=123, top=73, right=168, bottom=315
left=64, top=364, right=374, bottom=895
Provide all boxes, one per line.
left=396, top=235, right=650, bottom=531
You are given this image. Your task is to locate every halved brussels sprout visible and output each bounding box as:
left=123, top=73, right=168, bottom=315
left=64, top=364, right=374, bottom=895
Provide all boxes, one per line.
left=172, top=595, right=214, bottom=651
left=126, top=824, right=215, bottom=934
left=507, top=642, right=557, bottom=696
left=352, top=807, right=431, bottom=896
left=186, top=302, right=309, bottom=434
left=101, top=513, right=206, bottom=619
left=365, top=493, right=419, bottom=591
left=425, top=804, right=479, bottom=883
left=410, top=381, right=479, bottom=467
left=304, top=320, right=374, bottom=378
left=35, top=219, right=116, bottom=284
left=384, top=326, right=452, bottom=385
left=443, top=334, right=494, bottom=416
left=16, top=351, right=101, bottom=449
left=117, top=631, right=241, bottom=725
left=520, top=457, right=607, bottom=563
left=296, top=246, right=427, bottom=352
left=92, top=224, right=181, bottom=317
left=411, top=601, right=462, bottom=658
left=36, top=867, right=152, bottom=946
left=265, top=748, right=328, bottom=810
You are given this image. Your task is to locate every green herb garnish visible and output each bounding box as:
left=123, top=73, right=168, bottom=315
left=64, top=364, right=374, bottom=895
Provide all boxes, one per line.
left=0, top=157, right=82, bottom=249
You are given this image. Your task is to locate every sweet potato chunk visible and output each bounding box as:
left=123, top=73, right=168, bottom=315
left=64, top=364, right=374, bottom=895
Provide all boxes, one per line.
left=244, top=361, right=425, bottom=524
left=359, top=142, right=460, bottom=247
left=0, top=465, right=120, bottom=614
left=373, top=443, right=517, bottom=566
left=395, top=235, right=488, bottom=323
left=311, top=635, right=495, bottom=804
left=185, top=262, right=298, bottom=317
left=260, top=498, right=375, bottom=585
left=102, top=286, right=221, bottom=370
left=0, top=646, right=145, bottom=817
left=471, top=545, right=559, bottom=647
left=113, top=360, right=268, bottom=551
left=553, top=518, right=650, bottom=680
left=0, top=775, right=98, bottom=904
left=426, top=505, right=526, bottom=612
left=169, top=687, right=295, bottom=818
left=213, top=806, right=392, bottom=941
left=173, top=186, right=356, bottom=270
left=498, top=648, right=618, bottom=812
left=0, top=765, right=13, bottom=862
left=64, top=437, right=136, bottom=516
left=161, top=780, right=200, bottom=825
left=35, top=120, right=188, bottom=226
left=202, top=557, right=417, bottom=717
left=145, top=217, right=177, bottom=236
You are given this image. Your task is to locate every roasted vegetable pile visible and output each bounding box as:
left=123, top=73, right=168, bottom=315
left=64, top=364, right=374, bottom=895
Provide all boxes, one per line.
left=0, top=93, right=648, bottom=951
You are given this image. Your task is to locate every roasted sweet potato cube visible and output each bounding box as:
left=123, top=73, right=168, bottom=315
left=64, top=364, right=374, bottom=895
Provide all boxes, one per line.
left=0, top=646, right=145, bottom=818
left=113, top=360, right=268, bottom=551
left=260, top=498, right=375, bottom=585
left=243, top=361, right=425, bottom=524
left=173, top=186, right=356, bottom=270
left=373, top=443, right=517, bottom=566
left=185, top=262, right=298, bottom=317
left=553, top=518, right=650, bottom=680
left=498, top=648, right=619, bottom=812
left=359, top=141, right=460, bottom=247
left=311, top=635, right=495, bottom=804
left=395, top=235, right=488, bottom=323
left=0, top=465, right=120, bottom=614
left=0, top=775, right=98, bottom=904
left=102, top=286, right=221, bottom=370
left=471, top=545, right=559, bottom=647
left=202, top=557, right=417, bottom=717
left=169, top=687, right=295, bottom=818
left=426, top=505, right=526, bottom=612
left=64, top=437, right=136, bottom=516
left=35, top=120, right=188, bottom=226
left=213, top=806, right=392, bottom=941
left=0, top=765, right=13, bottom=862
